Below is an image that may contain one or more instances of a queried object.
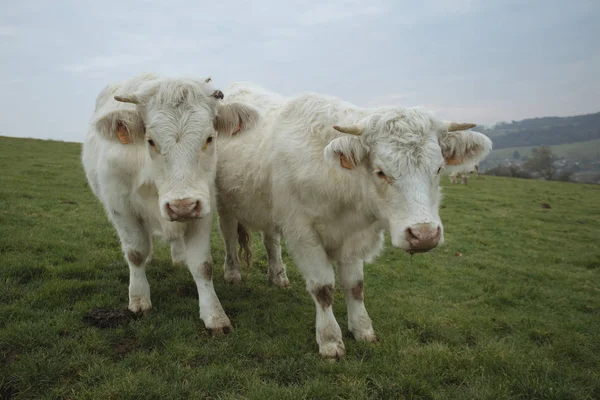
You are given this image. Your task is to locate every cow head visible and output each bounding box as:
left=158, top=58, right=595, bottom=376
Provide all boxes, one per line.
left=324, top=108, right=491, bottom=253
left=94, top=76, right=260, bottom=221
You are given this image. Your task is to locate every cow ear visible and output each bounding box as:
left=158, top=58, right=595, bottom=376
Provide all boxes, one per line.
left=93, top=108, right=145, bottom=144
left=439, top=129, right=492, bottom=172
left=214, top=102, right=261, bottom=136
left=324, top=136, right=369, bottom=171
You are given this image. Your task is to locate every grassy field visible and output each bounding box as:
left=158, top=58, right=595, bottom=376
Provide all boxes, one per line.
left=1, top=135, right=599, bottom=399
left=486, top=138, right=600, bottom=162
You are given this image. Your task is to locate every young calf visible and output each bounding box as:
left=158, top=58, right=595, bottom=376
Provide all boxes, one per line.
left=82, top=73, right=260, bottom=334
left=216, top=82, right=492, bottom=357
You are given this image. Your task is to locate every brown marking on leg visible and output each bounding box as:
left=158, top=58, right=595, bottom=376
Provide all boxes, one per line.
left=351, top=280, right=364, bottom=301
left=202, top=260, right=213, bottom=280
left=313, top=285, right=334, bottom=309
left=127, top=251, right=144, bottom=266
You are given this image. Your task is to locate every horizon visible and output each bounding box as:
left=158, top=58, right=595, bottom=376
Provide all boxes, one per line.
left=2, top=109, right=600, bottom=145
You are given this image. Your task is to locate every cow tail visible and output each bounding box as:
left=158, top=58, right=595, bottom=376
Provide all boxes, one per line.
left=237, top=222, right=253, bottom=269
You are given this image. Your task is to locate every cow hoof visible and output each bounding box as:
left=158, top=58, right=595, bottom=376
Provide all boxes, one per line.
left=224, top=269, right=242, bottom=284
left=269, top=274, right=290, bottom=288
left=206, top=324, right=233, bottom=336
left=319, top=341, right=345, bottom=360
left=128, top=299, right=152, bottom=315
left=351, top=329, right=378, bottom=343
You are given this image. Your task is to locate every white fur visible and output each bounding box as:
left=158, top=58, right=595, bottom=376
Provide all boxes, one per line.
left=215, top=82, right=492, bottom=357
left=82, top=73, right=260, bottom=333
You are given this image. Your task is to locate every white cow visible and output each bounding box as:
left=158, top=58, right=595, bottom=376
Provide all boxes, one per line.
left=82, top=73, right=260, bottom=334
left=215, top=82, right=492, bottom=358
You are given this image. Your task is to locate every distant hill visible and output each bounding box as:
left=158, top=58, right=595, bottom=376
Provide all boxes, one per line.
left=485, top=138, right=600, bottom=163
left=477, top=112, right=600, bottom=150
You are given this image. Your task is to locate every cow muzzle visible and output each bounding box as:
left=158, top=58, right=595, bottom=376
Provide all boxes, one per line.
left=164, top=198, right=202, bottom=221
left=405, top=223, right=441, bottom=253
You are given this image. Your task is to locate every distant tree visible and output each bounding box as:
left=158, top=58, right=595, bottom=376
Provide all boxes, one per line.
left=557, top=171, right=573, bottom=182
left=512, top=150, right=521, bottom=160
left=524, top=146, right=556, bottom=180
left=485, top=164, right=531, bottom=179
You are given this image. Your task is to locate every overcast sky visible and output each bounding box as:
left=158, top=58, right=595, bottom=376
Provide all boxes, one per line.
left=1, top=0, right=599, bottom=143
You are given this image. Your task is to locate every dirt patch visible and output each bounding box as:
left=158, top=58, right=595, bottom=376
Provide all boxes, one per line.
left=351, top=280, right=364, bottom=301
left=113, top=339, right=138, bottom=359
left=0, top=384, right=18, bottom=399
left=313, top=285, right=334, bottom=310
left=58, top=329, right=71, bottom=338
left=1, top=347, right=21, bottom=366
left=175, top=284, right=197, bottom=298
left=83, top=308, right=136, bottom=329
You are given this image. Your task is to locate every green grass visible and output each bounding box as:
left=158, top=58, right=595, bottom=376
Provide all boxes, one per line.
left=1, top=135, right=600, bottom=399
left=487, top=138, right=600, bottom=162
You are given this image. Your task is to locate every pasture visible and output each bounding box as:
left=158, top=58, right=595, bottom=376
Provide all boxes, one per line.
left=1, top=135, right=599, bottom=399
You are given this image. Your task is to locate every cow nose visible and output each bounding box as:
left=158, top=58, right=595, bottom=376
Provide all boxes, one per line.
left=405, top=223, right=441, bottom=252
left=165, top=199, right=201, bottom=221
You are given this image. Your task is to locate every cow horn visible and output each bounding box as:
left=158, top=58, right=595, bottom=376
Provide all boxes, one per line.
left=447, top=122, right=477, bottom=132
left=211, top=90, right=224, bottom=100
left=333, top=125, right=363, bottom=136
left=114, top=94, right=140, bottom=105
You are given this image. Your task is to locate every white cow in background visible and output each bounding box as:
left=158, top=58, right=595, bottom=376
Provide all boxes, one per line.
left=216, top=82, right=492, bottom=358
left=82, top=73, right=260, bottom=334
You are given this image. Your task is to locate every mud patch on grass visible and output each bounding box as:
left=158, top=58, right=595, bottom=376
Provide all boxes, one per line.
left=404, top=320, right=448, bottom=344
left=1, top=347, right=21, bottom=366
left=175, top=284, right=197, bottom=298
left=113, top=339, right=138, bottom=359
left=0, top=384, right=18, bottom=399
left=529, top=329, right=553, bottom=346
left=83, top=308, right=136, bottom=329
left=184, top=355, right=212, bottom=368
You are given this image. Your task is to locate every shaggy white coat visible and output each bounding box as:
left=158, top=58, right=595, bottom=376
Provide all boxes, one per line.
left=82, top=73, right=260, bottom=333
left=216, top=82, right=492, bottom=358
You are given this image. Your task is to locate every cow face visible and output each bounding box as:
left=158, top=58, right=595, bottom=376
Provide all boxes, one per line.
left=95, top=77, right=260, bottom=222
left=325, top=109, right=492, bottom=253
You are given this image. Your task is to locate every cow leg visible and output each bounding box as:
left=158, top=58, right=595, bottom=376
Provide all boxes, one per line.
left=262, top=232, right=290, bottom=288
left=185, top=216, right=233, bottom=334
left=337, top=259, right=377, bottom=342
left=218, top=211, right=242, bottom=284
left=170, top=237, right=186, bottom=266
left=285, top=234, right=344, bottom=359
left=110, top=211, right=153, bottom=314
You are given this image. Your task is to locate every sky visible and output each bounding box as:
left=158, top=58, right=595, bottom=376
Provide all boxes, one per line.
left=1, top=0, right=599, bottom=143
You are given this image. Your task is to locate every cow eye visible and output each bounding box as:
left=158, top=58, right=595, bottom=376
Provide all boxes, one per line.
left=148, top=139, right=155, bottom=147
left=205, top=136, right=213, bottom=145
left=437, top=166, right=443, bottom=174
left=375, top=168, right=392, bottom=184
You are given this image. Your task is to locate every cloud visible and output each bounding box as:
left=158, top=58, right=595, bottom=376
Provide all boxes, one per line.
left=0, top=77, right=23, bottom=85
left=58, top=30, right=222, bottom=75
left=367, top=93, right=415, bottom=107
left=298, top=0, right=385, bottom=25
left=0, top=25, right=17, bottom=37
left=60, top=54, right=154, bottom=73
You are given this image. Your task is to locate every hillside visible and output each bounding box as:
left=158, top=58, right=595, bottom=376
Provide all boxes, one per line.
left=486, top=138, right=600, bottom=162
left=478, top=112, right=600, bottom=150
left=1, top=135, right=599, bottom=399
